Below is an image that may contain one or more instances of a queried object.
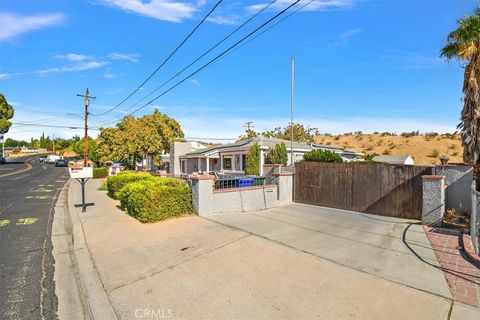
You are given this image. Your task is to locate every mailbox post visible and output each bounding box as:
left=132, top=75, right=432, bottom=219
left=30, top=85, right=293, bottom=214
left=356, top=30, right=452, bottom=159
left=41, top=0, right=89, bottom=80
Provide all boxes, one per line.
left=68, top=167, right=93, bottom=212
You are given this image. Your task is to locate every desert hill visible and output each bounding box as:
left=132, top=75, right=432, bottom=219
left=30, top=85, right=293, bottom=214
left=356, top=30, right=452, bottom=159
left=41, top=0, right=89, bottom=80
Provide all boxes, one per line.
left=315, top=133, right=463, bottom=165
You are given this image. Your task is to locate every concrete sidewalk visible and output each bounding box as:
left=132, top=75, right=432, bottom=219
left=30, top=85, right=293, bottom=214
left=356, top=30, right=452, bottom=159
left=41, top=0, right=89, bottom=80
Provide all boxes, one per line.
left=54, top=179, right=480, bottom=319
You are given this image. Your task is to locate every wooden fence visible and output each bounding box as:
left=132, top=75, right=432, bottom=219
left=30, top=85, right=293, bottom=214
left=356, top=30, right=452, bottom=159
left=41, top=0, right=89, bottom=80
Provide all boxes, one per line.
left=294, top=162, right=433, bottom=219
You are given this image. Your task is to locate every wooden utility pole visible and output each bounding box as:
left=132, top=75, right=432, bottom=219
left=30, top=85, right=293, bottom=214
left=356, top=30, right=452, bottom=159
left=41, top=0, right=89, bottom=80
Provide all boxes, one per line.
left=76, top=88, right=95, bottom=167
left=244, top=121, right=254, bottom=131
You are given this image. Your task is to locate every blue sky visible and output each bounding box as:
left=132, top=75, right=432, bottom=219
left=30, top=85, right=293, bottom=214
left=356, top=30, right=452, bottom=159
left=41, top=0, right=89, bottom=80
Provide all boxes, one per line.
left=0, top=0, right=477, bottom=141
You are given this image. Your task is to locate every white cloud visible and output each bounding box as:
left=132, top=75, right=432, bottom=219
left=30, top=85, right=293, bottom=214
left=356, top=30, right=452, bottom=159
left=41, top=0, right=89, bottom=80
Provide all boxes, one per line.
left=54, top=53, right=91, bottom=62
left=247, top=0, right=354, bottom=13
left=188, top=79, right=200, bottom=86
left=328, top=27, right=362, bottom=48
left=381, top=50, right=444, bottom=69
left=97, top=0, right=199, bottom=22
left=0, top=13, right=65, bottom=42
left=35, top=61, right=108, bottom=75
left=108, top=53, right=140, bottom=63
left=207, top=14, right=241, bottom=25
left=0, top=73, right=9, bottom=80
left=104, top=71, right=120, bottom=79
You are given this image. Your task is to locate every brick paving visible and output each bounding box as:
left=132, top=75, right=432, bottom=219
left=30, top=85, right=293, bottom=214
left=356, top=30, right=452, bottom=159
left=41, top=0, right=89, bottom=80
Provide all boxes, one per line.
left=424, top=226, right=480, bottom=307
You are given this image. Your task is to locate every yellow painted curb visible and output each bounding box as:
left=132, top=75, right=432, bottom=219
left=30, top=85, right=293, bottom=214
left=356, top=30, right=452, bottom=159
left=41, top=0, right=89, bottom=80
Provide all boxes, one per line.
left=0, top=161, right=33, bottom=178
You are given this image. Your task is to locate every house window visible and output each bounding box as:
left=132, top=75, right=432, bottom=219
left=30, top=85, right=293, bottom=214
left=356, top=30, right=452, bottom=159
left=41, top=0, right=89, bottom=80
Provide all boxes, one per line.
left=241, top=154, right=246, bottom=170
left=180, top=159, right=187, bottom=174
left=223, top=156, right=233, bottom=170
left=235, top=154, right=241, bottom=171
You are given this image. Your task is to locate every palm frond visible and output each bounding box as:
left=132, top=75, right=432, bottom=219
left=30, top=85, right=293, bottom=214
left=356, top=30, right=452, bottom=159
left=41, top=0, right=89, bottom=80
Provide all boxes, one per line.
left=440, top=42, right=461, bottom=60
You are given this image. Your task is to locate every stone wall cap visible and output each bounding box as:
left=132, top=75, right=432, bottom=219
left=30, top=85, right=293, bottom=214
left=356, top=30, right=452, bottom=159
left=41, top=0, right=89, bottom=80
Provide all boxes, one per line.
left=273, top=173, right=293, bottom=176
left=191, top=175, right=215, bottom=180
left=422, top=175, right=445, bottom=180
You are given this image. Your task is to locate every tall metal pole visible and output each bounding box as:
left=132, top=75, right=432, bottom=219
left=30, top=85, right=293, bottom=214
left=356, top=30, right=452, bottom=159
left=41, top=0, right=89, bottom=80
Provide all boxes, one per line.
left=52, top=133, right=55, bottom=154
left=290, top=56, right=295, bottom=166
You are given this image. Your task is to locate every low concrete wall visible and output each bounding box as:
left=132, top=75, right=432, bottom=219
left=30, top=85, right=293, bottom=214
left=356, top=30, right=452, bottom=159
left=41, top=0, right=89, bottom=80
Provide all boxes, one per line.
left=435, top=165, right=473, bottom=215
left=472, top=182, right=480, bottom=254
left=422, top=175, right=445, bottom=227
left=192, top=174, right=293, bottom=216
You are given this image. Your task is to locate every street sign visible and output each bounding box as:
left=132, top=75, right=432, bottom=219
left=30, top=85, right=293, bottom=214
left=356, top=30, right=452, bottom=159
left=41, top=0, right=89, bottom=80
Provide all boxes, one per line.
left=68, top=167, right=93, bottom=179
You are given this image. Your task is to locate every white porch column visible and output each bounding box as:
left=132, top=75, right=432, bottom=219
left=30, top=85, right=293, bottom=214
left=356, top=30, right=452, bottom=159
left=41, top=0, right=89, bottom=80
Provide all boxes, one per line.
left=206, top=158, right=210, bottom=172
left=220, top=155, right=223, bottom=172
left=260, top=149, right=265, bottom=176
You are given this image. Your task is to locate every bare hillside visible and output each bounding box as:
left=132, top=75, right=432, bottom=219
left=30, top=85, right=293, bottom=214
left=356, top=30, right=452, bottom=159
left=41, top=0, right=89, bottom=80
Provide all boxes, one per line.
left=315, top=134, right=463, bottom=165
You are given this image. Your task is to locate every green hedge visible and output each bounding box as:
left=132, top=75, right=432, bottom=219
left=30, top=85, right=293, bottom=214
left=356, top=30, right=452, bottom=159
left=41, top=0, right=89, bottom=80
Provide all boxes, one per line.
left=106, top=171, right=154, bottom=199
left=118, top=179, right=192, bottom=223
left=303, top=149, right=344, bottom=163
left=93, top=167, right=108, bottom=179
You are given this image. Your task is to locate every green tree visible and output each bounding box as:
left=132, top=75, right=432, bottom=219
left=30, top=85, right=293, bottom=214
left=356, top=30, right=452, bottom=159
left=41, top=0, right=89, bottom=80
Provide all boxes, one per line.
left=238, top=129, right=259, bottom=141
left=262, top=123, right=318, bottom=143
left=97, top=110, right=184, bottom=168
left=245, top=142, right=260, bottom=175
left=4, top=138, right=28, bottom=147
left=71, top=138, right=99, bottom=163
left=441, top=7, right=480, bottom=189
left=266, top=142, right=288, bottom=165
left=0, top=93, right=14, bottom=134
left=303, top=149, right=343, bottom=163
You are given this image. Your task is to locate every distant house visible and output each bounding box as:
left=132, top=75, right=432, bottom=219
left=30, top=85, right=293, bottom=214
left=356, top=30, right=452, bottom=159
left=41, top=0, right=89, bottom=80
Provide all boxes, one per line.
left=372, top=155, right=415, bottom=165
left=174, top=136, right=363, bottom=176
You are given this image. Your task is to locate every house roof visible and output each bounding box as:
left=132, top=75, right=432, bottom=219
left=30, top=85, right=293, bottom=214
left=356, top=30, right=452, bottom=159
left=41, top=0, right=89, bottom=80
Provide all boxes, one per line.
left=372, top=155, right=413, bottom=164
left=182, top=136, right=362, bottom=158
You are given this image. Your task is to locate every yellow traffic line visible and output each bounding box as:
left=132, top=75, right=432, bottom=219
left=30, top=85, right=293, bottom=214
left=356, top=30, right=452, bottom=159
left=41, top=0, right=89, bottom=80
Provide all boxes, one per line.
left=0, top=162, right=32, bottom=178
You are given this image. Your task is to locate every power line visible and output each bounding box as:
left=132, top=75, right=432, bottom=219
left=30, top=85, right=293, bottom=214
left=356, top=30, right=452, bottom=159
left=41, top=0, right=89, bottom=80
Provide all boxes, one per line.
left=225, top=0, right=315, bottom=58
left=93, top=0, right=303, bottom=128
left=13, top=115, right=69, bottom=125
left=94, top=0, right=224, bottom=117
left=98, top=0, right=279, bottom=123
left=11, top=123, right=100, bottom=130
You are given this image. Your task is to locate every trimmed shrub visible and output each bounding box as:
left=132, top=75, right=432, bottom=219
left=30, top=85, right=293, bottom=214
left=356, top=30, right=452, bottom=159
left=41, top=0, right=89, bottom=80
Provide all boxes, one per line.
left=246, top=142, right=260, bottom=175
left=119, top=179, right=192, bottom=222
left=303, top=149, right=343, bottom=163
left=93, top=167, right=108, bottom=179
left=266, top=142, right=288, bottom=165
left=106, top=172, right=154, bottom=199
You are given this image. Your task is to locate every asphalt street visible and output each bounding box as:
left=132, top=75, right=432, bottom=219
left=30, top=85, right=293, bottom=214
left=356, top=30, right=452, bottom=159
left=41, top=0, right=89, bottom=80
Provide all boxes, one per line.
left=0, top=154, right=69, bottom=320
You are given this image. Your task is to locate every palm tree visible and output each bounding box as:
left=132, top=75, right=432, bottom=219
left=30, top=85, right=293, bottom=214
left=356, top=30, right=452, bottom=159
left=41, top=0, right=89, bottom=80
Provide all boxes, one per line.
left=441, top=8, right=480, bottom=189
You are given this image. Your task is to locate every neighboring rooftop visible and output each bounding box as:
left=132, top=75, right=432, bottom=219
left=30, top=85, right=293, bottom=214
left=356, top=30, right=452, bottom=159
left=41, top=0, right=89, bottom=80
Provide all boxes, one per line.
left=372, top=155, right=414, bottom=165
left=182, top=136, right=362, bottom=158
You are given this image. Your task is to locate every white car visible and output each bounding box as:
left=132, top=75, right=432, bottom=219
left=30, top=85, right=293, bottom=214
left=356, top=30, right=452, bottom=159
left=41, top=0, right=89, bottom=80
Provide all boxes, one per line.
left=45, top=155, right=62, bottom=164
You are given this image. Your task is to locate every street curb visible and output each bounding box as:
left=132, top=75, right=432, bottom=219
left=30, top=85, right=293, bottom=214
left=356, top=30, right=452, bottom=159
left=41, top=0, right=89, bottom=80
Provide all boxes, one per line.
left=65, top=180, right=118, bottom=319
left=461, top=232, right=480, bottom=268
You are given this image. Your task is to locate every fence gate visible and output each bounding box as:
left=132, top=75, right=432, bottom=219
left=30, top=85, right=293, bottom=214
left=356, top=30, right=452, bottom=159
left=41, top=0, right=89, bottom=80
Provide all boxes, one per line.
left=294, top=162, right=433, bottom=219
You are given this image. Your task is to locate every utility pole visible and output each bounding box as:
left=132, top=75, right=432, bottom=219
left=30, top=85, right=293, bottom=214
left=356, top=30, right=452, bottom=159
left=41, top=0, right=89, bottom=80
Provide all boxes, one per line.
left=0, top=134, right=4, bottom=157
left=76, top=88, right=95, bottom=167
left=244, top=121, right=254, bottom=131
left=290, top=56, right=295, bottom=166
left=52, top=133, right=55, bottom=154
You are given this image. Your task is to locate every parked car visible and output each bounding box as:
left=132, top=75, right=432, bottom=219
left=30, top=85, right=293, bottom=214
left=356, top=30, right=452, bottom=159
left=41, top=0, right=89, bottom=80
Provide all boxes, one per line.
left=0, top=156, right=6, bottom=164
left=55, top=159, right=68, bottom=167
left=39, top=156, right=46, bottom=163
left=45, top=155, right=62, bottom=164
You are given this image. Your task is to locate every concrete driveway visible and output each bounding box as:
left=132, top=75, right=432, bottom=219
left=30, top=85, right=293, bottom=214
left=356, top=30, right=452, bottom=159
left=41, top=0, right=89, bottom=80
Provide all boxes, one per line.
left=63, top=181, right=475, bottom=319
left=207, top=202, right=452, bottom=299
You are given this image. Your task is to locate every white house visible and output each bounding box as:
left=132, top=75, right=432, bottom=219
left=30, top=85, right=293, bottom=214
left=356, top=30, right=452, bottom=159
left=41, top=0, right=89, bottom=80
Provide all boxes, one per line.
left=372, top=155, right=415, bottom=165
left=169, top=141, right=208, bottom=175
left=175, top=136, right=363, bottom=176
